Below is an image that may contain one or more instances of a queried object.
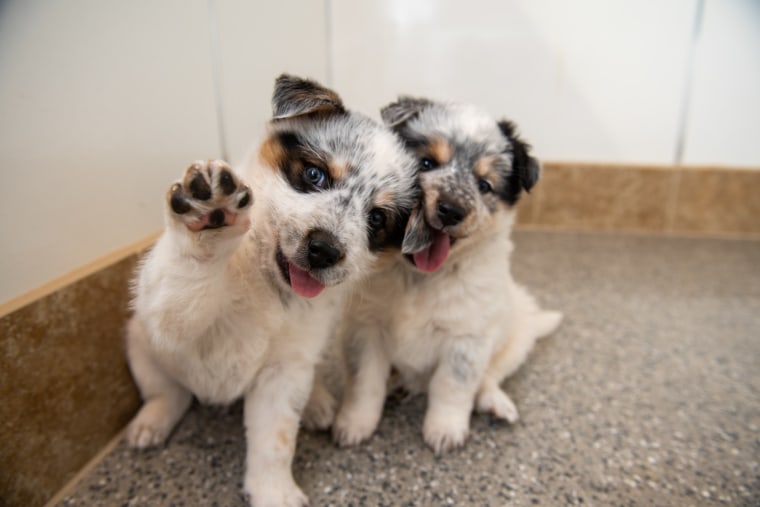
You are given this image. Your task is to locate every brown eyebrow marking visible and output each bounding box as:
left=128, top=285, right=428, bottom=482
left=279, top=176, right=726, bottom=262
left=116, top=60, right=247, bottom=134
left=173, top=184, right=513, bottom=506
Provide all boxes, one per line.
left=428, top=137, right=453, bottom=165
left=259, top=133, right=331, bottom=192
left=327, top=160, right=350, bottom=181
left=258, top=135, right=285, bottom=172
left=474, top=156, right=497, bottom=179
left=373, top=190, right=395, bottom=208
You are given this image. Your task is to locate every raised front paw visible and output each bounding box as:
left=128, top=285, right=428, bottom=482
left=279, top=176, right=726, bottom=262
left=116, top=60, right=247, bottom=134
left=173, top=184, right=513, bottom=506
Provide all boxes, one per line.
left=167, top=159, right=252, bottom=233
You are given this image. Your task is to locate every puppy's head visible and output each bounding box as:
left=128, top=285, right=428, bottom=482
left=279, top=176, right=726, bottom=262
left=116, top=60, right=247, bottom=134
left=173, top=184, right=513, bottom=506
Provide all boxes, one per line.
left=381, top=97, right=539, bottom=272
left=251, top=75, right=417, bottom=298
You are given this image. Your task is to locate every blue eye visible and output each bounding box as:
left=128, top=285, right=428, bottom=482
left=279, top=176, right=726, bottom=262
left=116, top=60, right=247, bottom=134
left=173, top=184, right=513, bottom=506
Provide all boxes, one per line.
left=304, top=166, right=327, bottom=189
left=478, top=178, right=493, bottom=194
left=420, top=157, right=438, bottom=172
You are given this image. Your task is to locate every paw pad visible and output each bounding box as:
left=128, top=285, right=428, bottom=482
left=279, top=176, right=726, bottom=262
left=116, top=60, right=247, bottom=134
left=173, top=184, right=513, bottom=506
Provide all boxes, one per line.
left=167, top=160, right=252, bottom=232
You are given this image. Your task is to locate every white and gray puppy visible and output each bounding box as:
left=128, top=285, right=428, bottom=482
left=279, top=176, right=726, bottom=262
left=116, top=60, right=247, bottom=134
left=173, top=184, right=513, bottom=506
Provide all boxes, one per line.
left=332, top=97, right=562, bottom=454
left=125, top=75, right=417, bottom=507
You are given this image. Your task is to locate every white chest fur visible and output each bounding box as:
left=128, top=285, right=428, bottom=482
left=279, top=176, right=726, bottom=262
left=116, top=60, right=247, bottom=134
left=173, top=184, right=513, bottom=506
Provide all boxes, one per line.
left=352, top=234, right=514, bottom=386
left=133, top=232, right=342, bottom=405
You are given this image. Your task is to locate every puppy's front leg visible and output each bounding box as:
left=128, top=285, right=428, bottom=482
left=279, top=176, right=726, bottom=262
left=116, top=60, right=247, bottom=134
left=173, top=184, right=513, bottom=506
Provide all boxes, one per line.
left=136, top=160, right=253, bottom=342
left=301, top=371, right=336, bottom=431
left=333, top=329, right=391, bottom=446
left=243, top=362, right=313, bottom=507
left=423, top=337, right=490, bottom=455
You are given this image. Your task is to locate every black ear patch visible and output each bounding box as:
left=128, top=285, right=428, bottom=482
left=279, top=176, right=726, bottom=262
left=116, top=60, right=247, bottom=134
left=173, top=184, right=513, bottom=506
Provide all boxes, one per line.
left=380, top=96, right=434, bottom=129
left=272, top=74, right=346, bottom=120
left=497, top=120, right=541, bottom=205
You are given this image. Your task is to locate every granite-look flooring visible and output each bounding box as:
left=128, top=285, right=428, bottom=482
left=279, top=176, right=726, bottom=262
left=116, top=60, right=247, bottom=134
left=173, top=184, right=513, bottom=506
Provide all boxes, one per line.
left=57, top=231, right=760, bottom=506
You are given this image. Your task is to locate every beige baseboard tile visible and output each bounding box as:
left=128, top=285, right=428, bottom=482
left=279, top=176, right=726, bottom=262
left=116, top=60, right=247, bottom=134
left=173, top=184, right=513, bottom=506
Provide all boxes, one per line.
left=519, top=163, right=760, bottom=237
left=0, top=254, right=142, bottom=507
left=671, top=167, right=760, bottom=235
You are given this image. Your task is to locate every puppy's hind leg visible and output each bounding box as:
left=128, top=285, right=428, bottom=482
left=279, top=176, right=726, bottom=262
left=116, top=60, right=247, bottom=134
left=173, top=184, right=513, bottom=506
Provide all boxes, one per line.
left=476, top=284, right=562, bottom=422
left=301, top=370, right=336, bottom=431
left=475, top=378, right=520, bottom=424
left=475, top=330, right=533, bottom=424
left=125, top=318, right=192, bottom=448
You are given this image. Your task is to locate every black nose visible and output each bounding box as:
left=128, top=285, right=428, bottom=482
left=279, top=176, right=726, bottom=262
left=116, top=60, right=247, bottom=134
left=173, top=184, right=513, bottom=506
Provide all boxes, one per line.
left=437, top=200, right=466, bottom=227
left=307, top=230, right=344, bottom=269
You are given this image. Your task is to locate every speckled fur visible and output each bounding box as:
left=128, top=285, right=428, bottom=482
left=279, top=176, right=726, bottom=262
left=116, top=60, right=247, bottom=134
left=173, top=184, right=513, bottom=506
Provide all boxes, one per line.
left=124, top=76, right=417, bottom=507
left=333, top=98, right=563, bottom=454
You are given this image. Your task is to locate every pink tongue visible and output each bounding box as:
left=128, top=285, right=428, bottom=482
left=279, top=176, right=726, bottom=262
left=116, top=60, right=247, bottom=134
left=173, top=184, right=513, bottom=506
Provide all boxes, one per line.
left=288, top=262, right=325, bottom=298
left=412, top=232, right=450, bottom=272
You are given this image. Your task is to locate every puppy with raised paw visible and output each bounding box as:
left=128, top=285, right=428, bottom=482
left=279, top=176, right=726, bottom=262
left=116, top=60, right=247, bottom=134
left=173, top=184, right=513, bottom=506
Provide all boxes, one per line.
left=125, top=75, right=418, bottom=506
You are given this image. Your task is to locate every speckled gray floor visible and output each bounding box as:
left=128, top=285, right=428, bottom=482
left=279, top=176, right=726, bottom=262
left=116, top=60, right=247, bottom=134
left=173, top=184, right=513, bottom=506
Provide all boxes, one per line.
left=58, top=231, right=760, bottom=506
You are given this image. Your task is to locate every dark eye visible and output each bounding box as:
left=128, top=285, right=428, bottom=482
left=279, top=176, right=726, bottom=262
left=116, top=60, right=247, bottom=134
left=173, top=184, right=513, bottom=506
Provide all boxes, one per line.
left=368, top=208, right=386, bottom=231
left=477, top=179, right=493, bottom=194
left=304, top=166, right=327, bottom=189
left=420, top=157, right=438, bottom=172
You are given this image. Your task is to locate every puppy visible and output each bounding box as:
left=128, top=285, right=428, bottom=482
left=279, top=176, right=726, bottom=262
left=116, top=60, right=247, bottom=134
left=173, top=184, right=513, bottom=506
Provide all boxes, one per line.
left=332, top=97, right=562, bottom=454
left=125, top=75, right=417, bottom=506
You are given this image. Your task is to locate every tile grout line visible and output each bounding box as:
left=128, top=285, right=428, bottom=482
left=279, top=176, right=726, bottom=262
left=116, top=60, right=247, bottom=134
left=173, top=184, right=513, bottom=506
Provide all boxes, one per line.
left=324, top=0, right=335, bottom=87
left=673, top=0, right=705, bottom=165
left=208, top=0, right=229, bottom=162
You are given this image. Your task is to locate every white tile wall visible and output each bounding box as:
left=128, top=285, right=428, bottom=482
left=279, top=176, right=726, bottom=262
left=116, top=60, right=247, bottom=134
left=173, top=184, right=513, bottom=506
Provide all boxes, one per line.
left=0, top=0, right=221, bottom=304
left=213, top=0, right=328, bottom=167
left=329, top=0, right=698, bottom=164
left=683, top=0, right=760, bottom=167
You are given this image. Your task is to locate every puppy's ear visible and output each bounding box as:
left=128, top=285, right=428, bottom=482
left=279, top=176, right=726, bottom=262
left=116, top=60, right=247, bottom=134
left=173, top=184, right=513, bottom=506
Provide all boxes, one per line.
left=401, top=204, right=433, bottom=255
left=380, top=96, right=434, bottom=129
left=272, top=74, right=346, bottom=119
left=497, top=120, right=540, bottom=193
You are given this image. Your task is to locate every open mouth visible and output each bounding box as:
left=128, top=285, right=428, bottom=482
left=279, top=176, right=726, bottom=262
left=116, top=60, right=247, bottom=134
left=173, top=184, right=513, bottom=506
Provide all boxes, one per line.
left=405, top=230, right=456, bottom=273
left=275, top=247, right=326, bottom=298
